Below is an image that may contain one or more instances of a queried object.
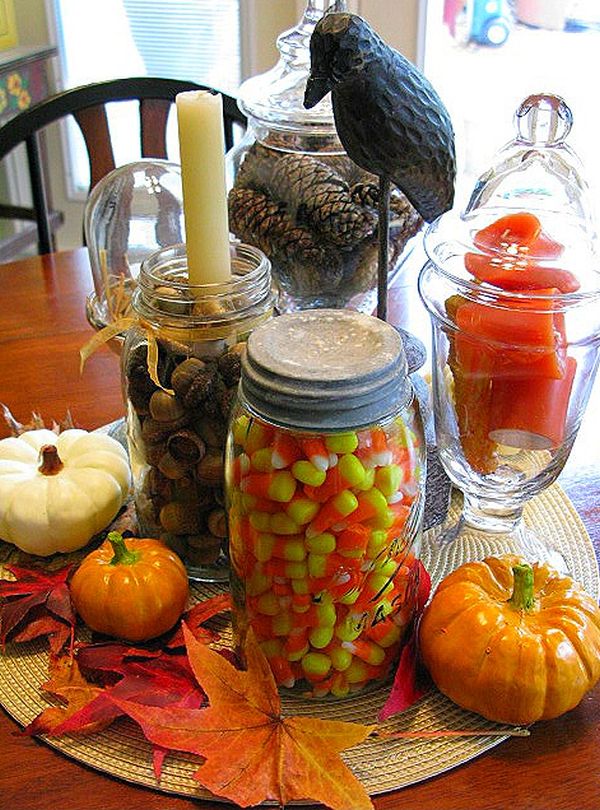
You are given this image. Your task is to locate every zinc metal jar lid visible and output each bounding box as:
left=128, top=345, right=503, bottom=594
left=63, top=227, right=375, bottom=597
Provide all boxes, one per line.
left=241, top=309, right=411, bottom=431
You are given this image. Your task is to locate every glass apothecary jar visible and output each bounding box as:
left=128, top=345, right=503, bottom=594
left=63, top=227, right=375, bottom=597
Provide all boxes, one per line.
left=122, top=241, right=273, bottom=581
left=225, top=310, right=426, bottom=697
left=226, top=1, right=423, bottom=314
left=419, top=94, right=600, bottom=564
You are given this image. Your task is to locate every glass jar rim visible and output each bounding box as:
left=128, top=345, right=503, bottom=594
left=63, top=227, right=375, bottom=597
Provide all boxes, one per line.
left=133, top=241, right=273, bottom=326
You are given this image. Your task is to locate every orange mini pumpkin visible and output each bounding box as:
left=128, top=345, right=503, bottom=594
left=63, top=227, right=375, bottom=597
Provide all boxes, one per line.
left=419, top=555, right=600, bottom=725
left=70, top=531, right=189, bottom=642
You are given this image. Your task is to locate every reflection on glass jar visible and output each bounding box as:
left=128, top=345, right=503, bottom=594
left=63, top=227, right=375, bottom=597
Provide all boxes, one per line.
left=226, top=1, right=423, bottom=314
left=224, top=310, right=426, bottom=696
left=121, top=241, right=273, bottom=581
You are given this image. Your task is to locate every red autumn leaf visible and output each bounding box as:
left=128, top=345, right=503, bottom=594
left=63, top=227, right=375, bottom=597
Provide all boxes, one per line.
left=378, top=631, right=432, bottom=721
left=166, top=592, right=231, bottom=648
left=415, top=560, right=432, bottom=612
left=24, top=589, right=232, bottom=752
left=0, top=564, right=76, bottom=652
left=379, top=561, right=432, bottom=721
left=114, top=626, right=376, bottom=810
left=75, top=641, right=163, bottom=675
left=26, top=640, right=207, bottom=778
left=13, top=613, right=73, bottom=657
left=24, top=642, right=217, bottom=779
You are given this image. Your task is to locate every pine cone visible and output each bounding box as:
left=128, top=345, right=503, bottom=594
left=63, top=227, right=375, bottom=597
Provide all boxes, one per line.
left=320, top=154, right=368, bottom=186
left=228, top=187, right=344, bottom=295
left=351, top=181, right=424, bottom=223
left=269, top=153, right=376, bottom=247
left=234, top=143, right=275, bottom=194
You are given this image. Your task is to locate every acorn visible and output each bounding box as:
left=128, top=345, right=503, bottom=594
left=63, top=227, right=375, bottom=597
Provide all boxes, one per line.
left=161, top=531, right=187, bottom=559
left=144, top=440, right=168, bottom=466
left=203, top=377, right=227, bottom=417
left=141, top=415, right=188, bottom=445
left=185, top=533, right=223, bottom=565
left=192, top=415, right=227, bottom=448
left=166, top=429, right=206, bottom=466
left=159, top=501, right=203, bottom=534
left=217, top=348, right=243, bottom=386
left=125, top=346, right=158, bottom=415
left=153, top=285, right=191, bottom=316
left=220, top=386, right=238, bottom=418
left=149, top=390, right=186, bottom=422
left=191, top=298, right=225, bottom=317
left=197, top=451, right=224, bottom=486
left=171, top=358, right=209, bottom=397
left=145, top=468, right=173, bottom=518
left=157, top=451, right=188, bottom=480
left=207, top=508, right=228, bottom=539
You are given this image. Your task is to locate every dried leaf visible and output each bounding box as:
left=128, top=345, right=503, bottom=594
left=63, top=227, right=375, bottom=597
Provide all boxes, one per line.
left=165, top=593, right=231, bottom=648
left=379, top=561, right=432, bottom=721
left=13, top=614, right=72, bottom=657
left=1, top=404, right=73, bottom=436
left=24, top=655, right=109, bottom=736
left=26, top=640, right=207, bottom=777
left=0, top=565, right=76, bottom=652
left=115, top=626, right=375, bottom=810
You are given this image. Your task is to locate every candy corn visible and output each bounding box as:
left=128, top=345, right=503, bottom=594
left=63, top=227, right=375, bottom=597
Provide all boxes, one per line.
left=227, top=416, right=425, bottom=697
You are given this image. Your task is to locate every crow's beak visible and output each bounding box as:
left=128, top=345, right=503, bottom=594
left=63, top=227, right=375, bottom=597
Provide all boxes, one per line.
left=303, top=75, right=333, bottom=109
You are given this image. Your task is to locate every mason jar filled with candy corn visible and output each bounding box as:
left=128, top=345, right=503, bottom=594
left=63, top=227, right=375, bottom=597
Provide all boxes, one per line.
left=224, top=309, right=426, bottom=697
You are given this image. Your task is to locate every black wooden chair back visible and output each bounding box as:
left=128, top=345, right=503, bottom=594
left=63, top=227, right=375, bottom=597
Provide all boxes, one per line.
left=0, top=77, right=246, bottom=258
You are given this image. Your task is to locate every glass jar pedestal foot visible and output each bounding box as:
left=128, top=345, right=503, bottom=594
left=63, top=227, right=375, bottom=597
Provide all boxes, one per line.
left=436, top=492, right=567, bottom=573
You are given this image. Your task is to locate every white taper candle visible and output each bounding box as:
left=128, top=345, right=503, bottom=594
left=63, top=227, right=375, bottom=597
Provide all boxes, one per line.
left=176, top=90, right=231, bottom=284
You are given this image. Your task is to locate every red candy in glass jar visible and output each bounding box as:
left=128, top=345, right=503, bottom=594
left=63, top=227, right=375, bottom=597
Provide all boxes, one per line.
left=225, top=310, right=427, bottom=697
left=419, top=93, right=600, bottom=565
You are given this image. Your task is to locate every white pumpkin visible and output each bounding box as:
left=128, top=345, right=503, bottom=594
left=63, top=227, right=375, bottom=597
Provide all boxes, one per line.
left=0, top=428, right=131, bottom=556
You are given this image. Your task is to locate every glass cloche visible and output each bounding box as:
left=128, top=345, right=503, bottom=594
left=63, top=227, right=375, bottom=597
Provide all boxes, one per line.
left=84, top=159, right=184, bottom=339
left=226, top=0, right=423, bottom=314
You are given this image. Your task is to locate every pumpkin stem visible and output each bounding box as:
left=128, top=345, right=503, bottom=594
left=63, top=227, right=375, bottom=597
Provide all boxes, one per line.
left=38, top=445, right=64, bottom=475
left=107, top=531, right=141, bottom=566
left=509, top=563, right=535, bottom=612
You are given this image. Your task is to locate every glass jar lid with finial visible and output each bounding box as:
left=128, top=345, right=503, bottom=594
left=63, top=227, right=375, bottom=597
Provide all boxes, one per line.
left=227, top=0, right=424, bottom=314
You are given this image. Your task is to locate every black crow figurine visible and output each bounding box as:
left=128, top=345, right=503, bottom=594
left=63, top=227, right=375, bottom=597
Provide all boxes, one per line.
left=304, top=12, right=456, bottom=319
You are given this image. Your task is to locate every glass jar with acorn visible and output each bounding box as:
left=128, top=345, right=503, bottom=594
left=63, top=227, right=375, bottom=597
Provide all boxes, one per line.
left=122, top=242, right=273, bottom=581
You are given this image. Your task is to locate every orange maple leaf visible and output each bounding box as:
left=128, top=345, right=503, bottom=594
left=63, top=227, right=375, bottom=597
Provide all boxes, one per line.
left=25, top=654, right=109, bottom=736
left=115, top=625, right=376, bottom=810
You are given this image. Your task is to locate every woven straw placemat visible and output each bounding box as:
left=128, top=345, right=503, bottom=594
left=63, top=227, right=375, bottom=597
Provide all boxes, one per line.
left=0, top=484, right=598, bottom=802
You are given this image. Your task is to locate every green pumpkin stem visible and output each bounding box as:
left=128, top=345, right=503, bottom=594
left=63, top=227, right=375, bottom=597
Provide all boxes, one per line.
left=509, top=563, right=535, bottom=612
left=107, top=531, right=141, bottom=566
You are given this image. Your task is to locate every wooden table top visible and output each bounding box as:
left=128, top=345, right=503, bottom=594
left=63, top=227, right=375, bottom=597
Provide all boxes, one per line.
left=0, top=249, right=598, bottom=810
